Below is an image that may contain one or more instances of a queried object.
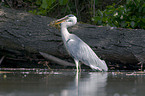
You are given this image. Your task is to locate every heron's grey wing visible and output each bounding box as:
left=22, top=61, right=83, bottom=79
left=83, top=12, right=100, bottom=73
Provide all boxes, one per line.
left=66, top=34, right=108, bottom=71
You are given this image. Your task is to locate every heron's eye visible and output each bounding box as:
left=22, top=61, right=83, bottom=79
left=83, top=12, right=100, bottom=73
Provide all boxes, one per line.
left=67, top=20, right=72, bottom=22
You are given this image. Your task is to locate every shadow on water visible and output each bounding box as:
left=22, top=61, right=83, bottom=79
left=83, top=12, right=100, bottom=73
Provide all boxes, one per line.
left=0, top=68, right=145, bottom=96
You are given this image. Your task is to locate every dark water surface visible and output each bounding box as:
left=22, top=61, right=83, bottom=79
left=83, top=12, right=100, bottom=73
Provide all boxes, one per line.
left=0, top=68, right=145, bottom=96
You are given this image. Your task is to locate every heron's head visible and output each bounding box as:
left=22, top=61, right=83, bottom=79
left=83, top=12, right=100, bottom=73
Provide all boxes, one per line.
left=49, top=14, right=77, bottom=28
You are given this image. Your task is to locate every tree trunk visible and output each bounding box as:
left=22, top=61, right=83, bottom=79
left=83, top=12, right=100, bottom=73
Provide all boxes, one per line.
left=0, top=7, right=145, bottom=70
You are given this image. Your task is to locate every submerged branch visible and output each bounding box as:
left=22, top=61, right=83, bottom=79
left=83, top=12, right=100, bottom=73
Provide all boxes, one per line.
left=0, top=56, right=5, bottom=65
left=39, top=52, right=75, bottom=67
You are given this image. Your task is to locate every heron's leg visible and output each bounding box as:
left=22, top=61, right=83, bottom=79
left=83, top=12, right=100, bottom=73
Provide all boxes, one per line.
left=79, top=63, right=81, bottom=72
left=74, top=59, right=79, bottom=73
left=141, top=63, right=143, bottom=71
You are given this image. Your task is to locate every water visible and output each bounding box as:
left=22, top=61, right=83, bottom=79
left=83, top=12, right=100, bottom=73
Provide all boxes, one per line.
left=0, top=68, right=145, bottom=96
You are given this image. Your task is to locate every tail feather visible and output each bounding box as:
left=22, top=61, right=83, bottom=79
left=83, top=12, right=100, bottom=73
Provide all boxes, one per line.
left=100, top=60, right=108, bottom=71
left=90, top=59, right=108, bottom=71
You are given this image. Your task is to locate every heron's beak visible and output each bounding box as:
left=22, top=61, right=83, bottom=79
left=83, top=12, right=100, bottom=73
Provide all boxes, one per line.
left=54, top=16, right=68, bottom=25
left=54, top=19, right=66, bottom=25
left=49, top=16, right=68, bottom=27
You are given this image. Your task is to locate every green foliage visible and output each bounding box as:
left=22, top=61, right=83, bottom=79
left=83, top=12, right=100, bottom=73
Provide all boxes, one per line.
left=29, top=0, right=69, bottom=15
left=92, top=0, right=145, bottom=29
left=28, top=0, right=100, bottom=22
left=2, top=0, right=144, bottom=29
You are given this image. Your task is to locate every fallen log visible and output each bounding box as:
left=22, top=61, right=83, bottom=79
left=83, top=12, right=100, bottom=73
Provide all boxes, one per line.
left=0, top=7, right=145, bottom=70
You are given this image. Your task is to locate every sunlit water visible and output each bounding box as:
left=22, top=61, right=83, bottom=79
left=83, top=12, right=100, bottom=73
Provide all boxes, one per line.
left=0, top=68, right=145, bottom=96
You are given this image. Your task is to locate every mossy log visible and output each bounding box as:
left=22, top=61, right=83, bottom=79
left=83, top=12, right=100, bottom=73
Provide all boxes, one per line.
left=0, top=7, right=145, bottom=70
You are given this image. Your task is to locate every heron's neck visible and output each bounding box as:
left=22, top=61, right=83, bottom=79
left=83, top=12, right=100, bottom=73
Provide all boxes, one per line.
left=61, top=26, right=70, bottom=42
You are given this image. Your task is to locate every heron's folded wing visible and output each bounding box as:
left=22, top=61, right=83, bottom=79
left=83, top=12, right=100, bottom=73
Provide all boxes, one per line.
left=66, top=34, right=108, bottom=71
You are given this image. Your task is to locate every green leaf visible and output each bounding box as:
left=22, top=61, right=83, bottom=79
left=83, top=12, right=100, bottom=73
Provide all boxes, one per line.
left=138, top=7, right=142, bottom=12
left=41, top=0, right=56, bottom=9
left=92, top=16, right=102, bottom=24
left=136, top=0, right=141, bottom=3
left=41, top=0, right=48, bottom=9
left=92, top=16, right=100, bottom=21
left=48, top=0, right=56, bottom=7
left=95, top=0, right=98, bottom=5
left=142, top=18, right=145, bottom=23
left=36, top=0, right=41, bottom=5
left=121, top=21, right=127, bottom=27
left=59, top=0, right=68, bottom=5
left=130, top=21, right=135, bottom=28
left=97, top=10, right=103, bottom=17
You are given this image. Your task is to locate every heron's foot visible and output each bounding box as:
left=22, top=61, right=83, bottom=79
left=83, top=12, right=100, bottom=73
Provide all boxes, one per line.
left=76, top=68, right=81, bottom=73
left=138, top=62, right=144, bottom=71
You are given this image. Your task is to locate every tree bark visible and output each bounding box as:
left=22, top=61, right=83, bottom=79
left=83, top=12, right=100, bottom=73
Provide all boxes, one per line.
left=0, top=7, right=145, bottom=69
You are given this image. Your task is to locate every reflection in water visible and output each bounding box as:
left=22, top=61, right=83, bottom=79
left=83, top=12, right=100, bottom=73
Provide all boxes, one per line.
left=78, top=72, right=108, bottom=96
left=58, top=72, right=108, bottom=96
left=0, top=69, right=108, bottom=96
left=0, top=69, right=145, bottom=96
left=60, top=72, right=108, bottom=96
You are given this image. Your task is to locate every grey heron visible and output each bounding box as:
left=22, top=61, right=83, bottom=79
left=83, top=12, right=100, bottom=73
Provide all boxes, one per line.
left=50, top=14, right=108, bottom=72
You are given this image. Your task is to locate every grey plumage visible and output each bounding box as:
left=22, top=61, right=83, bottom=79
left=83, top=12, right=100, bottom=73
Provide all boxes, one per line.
left=51, top=14, right=108, bottom=72
left=65, top=34, right=108, bottom=71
